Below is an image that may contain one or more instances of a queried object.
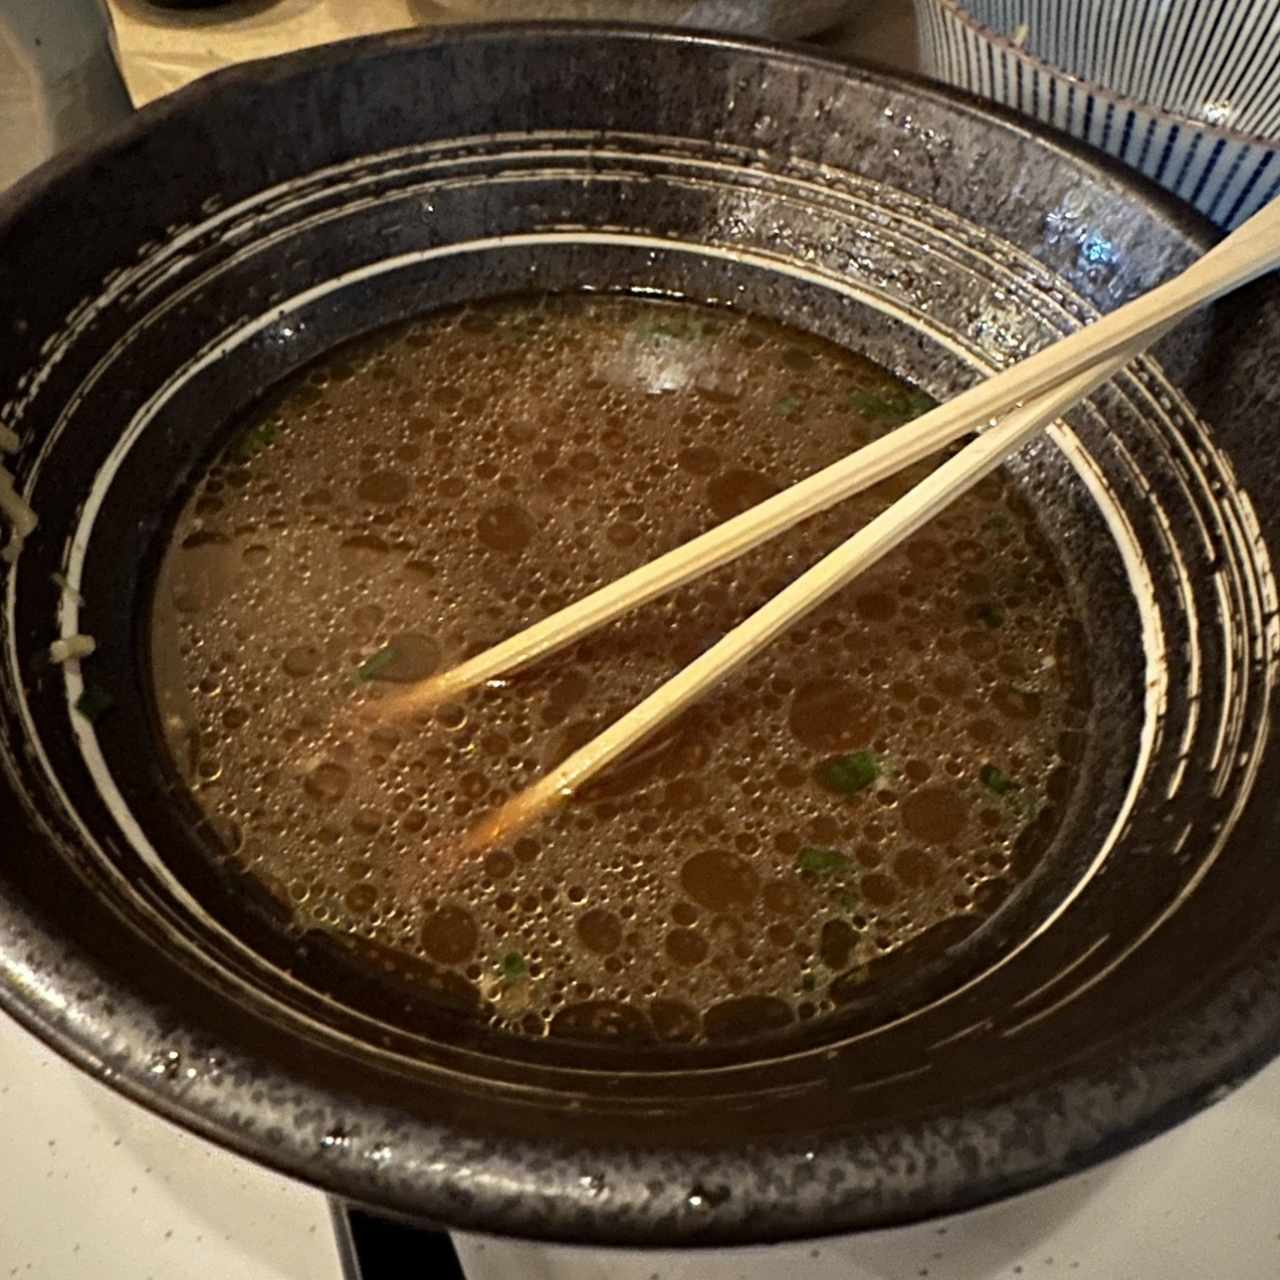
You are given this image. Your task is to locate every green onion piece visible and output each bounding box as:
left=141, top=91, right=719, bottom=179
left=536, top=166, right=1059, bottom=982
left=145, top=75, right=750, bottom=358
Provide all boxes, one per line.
left=815, top=751, right=879, bottom=796
left=230, top=421, right=278, bottom=464
left=74, top=684, right=114, bottom=724
left=774, top=395, right=801, bottom=417
left=979, top=763, right=1019, bottom=795
left=499, top=951, right=528, bottom=980
left=355, top=646, right=398, bottom=681
left=847, top=389, right=896, bottom=419
left=796, top=847, right=852, bottom=876
left=847, top=386, right=935, bottom=424
left=637, top=314, right=704, bottom=341
left=975, top=602, right=1005, bottom=629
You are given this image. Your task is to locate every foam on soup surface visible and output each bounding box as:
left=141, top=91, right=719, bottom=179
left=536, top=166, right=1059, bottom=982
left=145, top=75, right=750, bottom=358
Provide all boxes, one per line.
left=151, top=295, right=1089, bottom=1045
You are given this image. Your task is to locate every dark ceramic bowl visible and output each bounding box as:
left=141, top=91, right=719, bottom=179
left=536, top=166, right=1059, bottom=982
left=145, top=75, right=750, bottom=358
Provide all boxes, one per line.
left=1, top=24, right=1279, bottom=1246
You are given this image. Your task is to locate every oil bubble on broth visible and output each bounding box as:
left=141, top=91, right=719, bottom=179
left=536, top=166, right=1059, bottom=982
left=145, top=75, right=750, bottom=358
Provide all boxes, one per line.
left=150, top=295, right=1090, bottom=1047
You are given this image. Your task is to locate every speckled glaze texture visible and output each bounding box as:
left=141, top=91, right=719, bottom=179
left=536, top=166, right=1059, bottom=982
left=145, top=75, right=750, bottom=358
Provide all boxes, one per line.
left=1, top=24, right=1280, bottom=1245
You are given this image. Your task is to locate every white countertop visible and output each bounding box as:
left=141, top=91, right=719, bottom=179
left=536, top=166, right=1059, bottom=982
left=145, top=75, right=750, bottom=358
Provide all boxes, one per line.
left=10, top=992, right=1280, bottom=1279
left=455, top=1054, right=1280, bottom=1277
left=3, top=4, right=1278, bottom=1277
left=0, top=1010, right=342, bottom=1280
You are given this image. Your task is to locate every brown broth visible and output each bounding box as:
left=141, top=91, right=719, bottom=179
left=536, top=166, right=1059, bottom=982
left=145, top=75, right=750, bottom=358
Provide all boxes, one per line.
left=150, top=295, right=1089, bottom=1044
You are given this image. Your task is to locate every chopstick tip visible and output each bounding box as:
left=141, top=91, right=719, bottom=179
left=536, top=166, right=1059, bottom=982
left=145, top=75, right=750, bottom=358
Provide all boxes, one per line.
left=358, top=671, right=454, bottom=721
left=461, top=776, right=572, bottom=855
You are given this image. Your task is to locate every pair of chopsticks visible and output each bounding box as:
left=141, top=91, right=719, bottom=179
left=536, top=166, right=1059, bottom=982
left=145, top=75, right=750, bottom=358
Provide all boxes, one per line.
left=379, top=197, right=1280, bottom=851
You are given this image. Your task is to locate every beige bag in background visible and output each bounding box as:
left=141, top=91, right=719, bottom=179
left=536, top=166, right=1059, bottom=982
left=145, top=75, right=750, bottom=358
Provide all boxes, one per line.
left=0, top=0, right=132, bottom=188
left=105, top=0, right=869, bottom=107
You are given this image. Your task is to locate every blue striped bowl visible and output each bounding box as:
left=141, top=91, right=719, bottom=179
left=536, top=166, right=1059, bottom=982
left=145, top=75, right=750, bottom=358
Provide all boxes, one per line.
left=914, top=0, right=1280, bottom=227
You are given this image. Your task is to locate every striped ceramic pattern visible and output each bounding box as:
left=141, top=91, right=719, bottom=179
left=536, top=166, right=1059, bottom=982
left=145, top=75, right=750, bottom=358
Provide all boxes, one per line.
left=915, top=0, right=1280, bottom=228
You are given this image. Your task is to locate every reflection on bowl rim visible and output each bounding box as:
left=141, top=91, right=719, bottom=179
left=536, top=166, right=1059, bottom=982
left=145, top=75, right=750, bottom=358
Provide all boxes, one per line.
left=929, top=0, right=1280, bottom=149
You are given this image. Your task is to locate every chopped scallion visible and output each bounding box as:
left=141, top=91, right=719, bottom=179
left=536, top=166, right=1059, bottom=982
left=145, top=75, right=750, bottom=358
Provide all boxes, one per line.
left=637, top=315, right=705, bottom=342
left=796, top=847, right=852, bottom=876
left=230, top=421, right=278, bottom=464
left=74, top=684, right=114, bottom=724
left=848, top=386, right=935, bottom=424
left=355, top=646, right=398, bottom=681
left=979, top=763, right=1018, bottom=795
left=815, top=751, right=879, bottom=796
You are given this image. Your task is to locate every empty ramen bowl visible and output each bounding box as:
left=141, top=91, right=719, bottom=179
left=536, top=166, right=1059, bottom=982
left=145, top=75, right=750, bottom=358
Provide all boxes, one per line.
left=3, top=24, right=1280, bottom=1246
left=914, top=0, right=1280, bottom=228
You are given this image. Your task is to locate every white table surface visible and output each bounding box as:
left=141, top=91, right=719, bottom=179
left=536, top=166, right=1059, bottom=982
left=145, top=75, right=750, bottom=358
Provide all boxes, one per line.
left=3, top=4, right=1278, bottom=1277
left=455, top=1054, right=1280, bottom=1277
left=0, top=1009, right=343, bottom=1280
left=7, top=982, right=1280, bottom=1278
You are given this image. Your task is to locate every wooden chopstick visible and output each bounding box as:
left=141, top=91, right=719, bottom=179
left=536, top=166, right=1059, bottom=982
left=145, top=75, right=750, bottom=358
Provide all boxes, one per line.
left=382, top=196, right=1280, bottom=719
left=461, top=330, right=1166, bottom=852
